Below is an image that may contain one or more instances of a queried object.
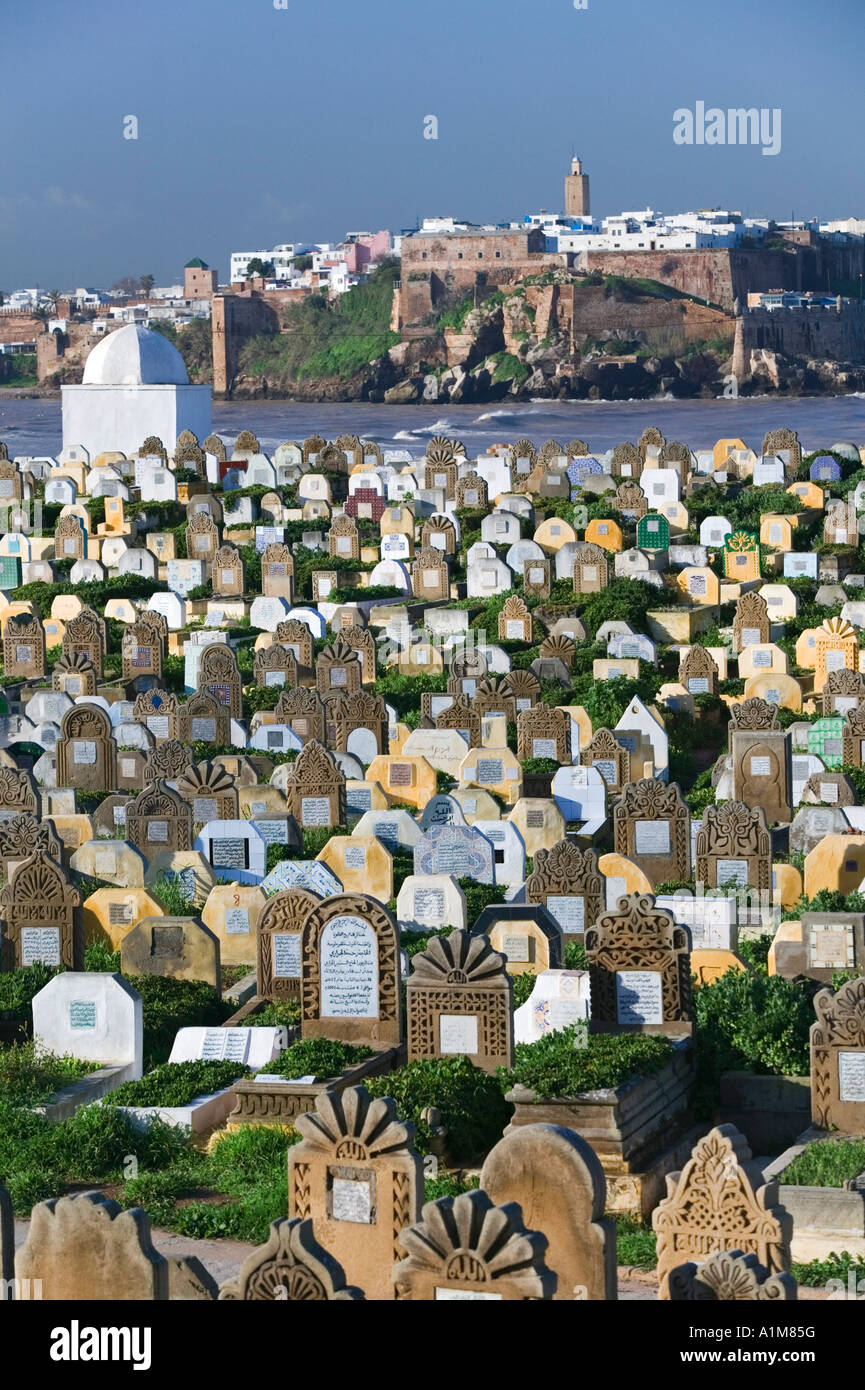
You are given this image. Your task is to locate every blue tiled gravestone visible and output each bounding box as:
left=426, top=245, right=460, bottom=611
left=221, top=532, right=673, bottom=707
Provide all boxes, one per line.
left=262, top=860, right=342, bottom=897
left=568, top=456, right=603, bottom=497
left=413, top=824, right=495, bottom=884
left=810, top=456, right=841, bottom=482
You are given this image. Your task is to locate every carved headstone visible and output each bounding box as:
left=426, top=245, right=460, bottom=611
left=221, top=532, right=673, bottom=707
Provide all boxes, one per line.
left=406, top=929, right=513, bottom=1072
left=585, top=892, right=692, bottom=1036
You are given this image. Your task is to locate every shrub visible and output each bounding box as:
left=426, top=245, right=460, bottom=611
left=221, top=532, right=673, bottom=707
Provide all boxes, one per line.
left=0, top=1042, right=96, bottom=1107
left=256, top=1038, right=373, bottom=1080
left=0, top=962, right=60, bottom=1022
left=502, top=1030, right=673, bottom=1100
left=366, top=1056, right=512, bottom=1160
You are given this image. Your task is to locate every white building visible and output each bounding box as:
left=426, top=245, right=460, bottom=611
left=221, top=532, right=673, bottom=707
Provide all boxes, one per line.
left=61, top=324, right=211, bottom=460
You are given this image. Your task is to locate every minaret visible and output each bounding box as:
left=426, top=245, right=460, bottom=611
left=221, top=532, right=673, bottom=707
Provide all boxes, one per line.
left=565, top=155, right=590, bottom=219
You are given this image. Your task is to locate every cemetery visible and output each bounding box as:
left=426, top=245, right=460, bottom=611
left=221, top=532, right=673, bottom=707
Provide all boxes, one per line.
left=3, top=422, right=865, bottom=1305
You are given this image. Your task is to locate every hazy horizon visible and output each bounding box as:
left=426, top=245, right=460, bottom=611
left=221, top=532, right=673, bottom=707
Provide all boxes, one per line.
left=2, top=0, right=863, bottom=288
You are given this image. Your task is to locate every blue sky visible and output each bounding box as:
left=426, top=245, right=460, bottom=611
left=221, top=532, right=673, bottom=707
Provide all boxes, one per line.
left=1, top=0, right=862, bottom=287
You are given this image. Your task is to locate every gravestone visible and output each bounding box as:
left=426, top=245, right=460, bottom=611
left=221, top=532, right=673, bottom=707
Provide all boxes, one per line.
left=585, top=892, right=692, bottom=1036
left=731, top=728, right=792, bottom=825
left=120, top=913, right=221, bottom=991
left=289, top=1086, right=422, bottom=1302
left=810, top=976, right=865, bottom=1133
left=406, top=930, right=513, bottom=1072
left=31, top=971, right=143, bottom=1080
left=15, top=1192, right=169, bottom=1302
left=393, top=1190, right=554, bottom=1301
left=516, top=705, right=570, bottom=764
left=299, top=892, right=402, bottom=1046
left=413, top=823, right=495, bottom=885
left=481, top=1124, right=616, bottom=1302
left=125, top=780, right=193, bottom=855
left=255, top=886, right=321, bottom=1001
left=653, top=1125, right=791, bottom=1299
left=0, top=850, right=83, bottom=970
left=694, top=802, right=771, bottom=891
left=283, top=741, right=346, bottom=830
left=473, top=903, right=563, bottom=977
left=218, top=1218, right=361, bottom=1301
left=612, top=780, right=690, bottom=886
left=3, top=611, right=46, bottom=680
left=525, top=841, right=604, bottom=937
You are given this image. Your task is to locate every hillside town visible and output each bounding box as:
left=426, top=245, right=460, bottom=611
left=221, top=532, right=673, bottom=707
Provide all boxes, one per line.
left=4, top=158, right=864, bottom=404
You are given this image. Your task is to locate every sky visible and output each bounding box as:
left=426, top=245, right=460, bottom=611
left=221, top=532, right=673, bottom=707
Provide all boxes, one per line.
left=1, top=0, right=863, bottom=289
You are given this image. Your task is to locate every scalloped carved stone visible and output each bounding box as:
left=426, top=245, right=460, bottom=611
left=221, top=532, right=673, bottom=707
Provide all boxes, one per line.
left=328, top=513, right=359, bottom=561
left=653, top=1125, right=792, bottom=1300
left=433, top=695, right=481, bottom=748
left=186, top=509, right=219, bottom=561
left=393, top=1190, right=555, bottom=1300
left=53, top=650, right=97, bottom=697
left=498, top=595, right=532, bottom=645
left=762, top=427, right=800, bottom=473
left=62, top=606, right=106, bottom=678
left=289, top=1085, right=422, bottom=1300
left=219, top=1218, right=363, bottom=1301
left=134, top=689, right=179, bottom=743
left=212, top=543, right=244, bottom=597
left=0, top=814, right=62, bottom=875
left=668, top=1249, right=796, bottom=1301
left=407, top=929, right=513, bottom=1072
left=143, top=738, right=194, bottom=785
left=177, top=760, right=239, bottom=827
left=585, top=892, right=692, bottom=1035
left=613, top=779, right=690, bottom=886
left=316, top=638, right=362, bottom=697
left=810, top=976, right=865, bottom=1131
left=455, top=471, right=488, bottom=510
left=253, top=641, right=299, bottom=691
left=275, top=619, right=314, bottom=680
left=329, top=689, right=388, bottom=756
left=16, top=1191, right=168, bottom=1300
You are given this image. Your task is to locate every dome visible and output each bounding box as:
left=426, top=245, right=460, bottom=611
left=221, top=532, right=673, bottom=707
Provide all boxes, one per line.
left=82, top=325, right=189, bottom=386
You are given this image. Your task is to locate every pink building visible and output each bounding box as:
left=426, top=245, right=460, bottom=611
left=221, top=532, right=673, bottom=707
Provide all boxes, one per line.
left=344, top=231, right=391, bottom=274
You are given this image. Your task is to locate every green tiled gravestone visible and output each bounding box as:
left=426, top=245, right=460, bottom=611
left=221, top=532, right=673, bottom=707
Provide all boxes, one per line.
left=808, top=716, right=845, bottom=769
left=0, top=555, right=21, bottom=589
left=636, top=513, right=669, bottom=551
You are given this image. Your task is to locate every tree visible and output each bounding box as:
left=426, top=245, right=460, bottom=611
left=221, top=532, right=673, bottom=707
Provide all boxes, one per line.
left=291, top=255, right=313, bottom=272
left=112, top=276, right=140, bottom=297
left=47, top=289, right=63, bottom=315
left=245, top=258, right=274, bottom=280
left=139, top=274, right=155, bottom=299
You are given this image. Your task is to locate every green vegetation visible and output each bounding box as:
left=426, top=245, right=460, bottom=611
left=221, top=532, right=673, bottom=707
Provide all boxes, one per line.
left=106, top=1060, right=249, bottom=1108
left=616, top=1216, right=657, bottom=1269
left=256, top=1038, right=374, bottom=1080
left=780, top=1139, right=865, bottom=1188
left=693, top=969, right=815, bottom=1117
left=366, top=1056, right=512, bottom=1160
left=0, top=1043, right=97, bottom=1107
left=239, top=263, right=400, bottom=383
left=502, top=1029, right=673, bottom=1100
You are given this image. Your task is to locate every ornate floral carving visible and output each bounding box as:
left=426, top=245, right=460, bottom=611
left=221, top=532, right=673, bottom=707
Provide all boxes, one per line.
left=728, top=697, right=779, bottom=732
left=668, top=1249, right=796, bottom=1302
left=585, top=892, right=692, bottom=1033
left=653, top=1125, right=791, bottom=1299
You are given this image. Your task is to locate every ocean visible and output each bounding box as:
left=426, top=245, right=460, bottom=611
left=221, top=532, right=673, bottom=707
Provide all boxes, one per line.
left=2, top=393, right=865, bottom=459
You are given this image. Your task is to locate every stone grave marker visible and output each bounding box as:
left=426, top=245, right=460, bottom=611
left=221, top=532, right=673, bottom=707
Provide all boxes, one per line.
left=585, top=892, right=692, bottom=1036
left=525, top=841, right=604, bottom=937
left=810, top=976, right=865, bottom=1133
left=406, top=930, right=513, bottom=1072
left=0, top=850, right=83, bottom=970
left=120, top=913, right=221, bottom=991
left=612, top=779, right=690, bottom=886
left=31, top=970, right=143, bottom=1081
left=299, top=892, right=402, bottom=1046
left=289, top=1086, right=422, bottom=1302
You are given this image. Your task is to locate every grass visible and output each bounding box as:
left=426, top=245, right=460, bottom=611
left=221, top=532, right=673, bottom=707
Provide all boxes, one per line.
left=780, top=1139, right=865, bottom=1188
left=0, top=1043, right=98, bottom=1107
left=105, top=1060, right=250, bottom=1109
left=615, top=1216, right=657, bottom=1270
